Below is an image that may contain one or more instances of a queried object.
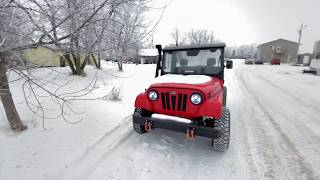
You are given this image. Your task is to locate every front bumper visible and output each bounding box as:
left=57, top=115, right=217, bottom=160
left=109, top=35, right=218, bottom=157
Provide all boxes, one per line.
left=133, top=114, right=222, bottom=139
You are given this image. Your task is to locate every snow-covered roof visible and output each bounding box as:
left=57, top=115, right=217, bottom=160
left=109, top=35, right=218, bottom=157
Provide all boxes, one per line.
left=257, top=38, right=299, bottom=48
left=139, top=49, right=158, bottom=57
left=163, top=43, right=226, bottom=51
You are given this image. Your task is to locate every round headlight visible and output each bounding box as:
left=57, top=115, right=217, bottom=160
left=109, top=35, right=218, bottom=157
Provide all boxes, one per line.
left=190, top=93, right=202, bottom=105
left=148, top=91, right=158, bottom=101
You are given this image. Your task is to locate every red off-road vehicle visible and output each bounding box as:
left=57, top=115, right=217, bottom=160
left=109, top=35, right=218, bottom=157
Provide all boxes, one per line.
left=133, top=44, right=233, bottom=151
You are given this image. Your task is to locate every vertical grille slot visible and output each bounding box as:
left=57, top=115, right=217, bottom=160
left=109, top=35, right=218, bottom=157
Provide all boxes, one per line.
left=171, top=95, right=176, bottom=110
left=165, top=92, right=170, bottom=110
left=182, top=94, right=187, bottom=111
left=161, top=93, right=166, bottom=109
left=177, top=94, right=182, bottom=111
left=160, top=92, right=187, bottom=112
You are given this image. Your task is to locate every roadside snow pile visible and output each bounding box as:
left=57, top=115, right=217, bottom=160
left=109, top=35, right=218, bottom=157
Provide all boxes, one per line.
left=2, top=61, right=320, bottom=180
left=0, top=63, right=157, bottom=180
left=108, top=82, right=123, bottom=101
left=153, top=74, right=211, bottom=84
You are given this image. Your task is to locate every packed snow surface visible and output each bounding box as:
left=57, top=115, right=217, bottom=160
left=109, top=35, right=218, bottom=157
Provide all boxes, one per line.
left=1, top=60, right=320, bottom=180
left=153, top=74, right=211, bottom=84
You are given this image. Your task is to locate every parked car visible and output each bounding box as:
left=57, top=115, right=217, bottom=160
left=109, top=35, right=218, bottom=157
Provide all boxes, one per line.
left=254, top=59, right=264, bottom=64
left=245, top=59, right=254, bottom=64
left=270, top=59, right=281, bottom=65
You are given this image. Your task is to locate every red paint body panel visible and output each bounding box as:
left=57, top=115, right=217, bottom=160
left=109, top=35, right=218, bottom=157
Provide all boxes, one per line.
left=134, top=93, right=154, bottom=112
left=134, top=76, right=224, bottom=120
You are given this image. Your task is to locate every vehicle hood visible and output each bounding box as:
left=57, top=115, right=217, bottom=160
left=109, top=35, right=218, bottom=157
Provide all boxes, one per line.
left=153, top=74, right=212, bottom=85
left=149, top=74, right=223, bottom=91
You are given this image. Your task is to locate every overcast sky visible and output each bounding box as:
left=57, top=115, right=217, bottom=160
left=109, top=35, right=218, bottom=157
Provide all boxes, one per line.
left=151, top=0, right=320, bottom=53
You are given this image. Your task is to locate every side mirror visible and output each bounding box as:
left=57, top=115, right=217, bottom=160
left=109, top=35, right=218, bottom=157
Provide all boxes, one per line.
left=155, top=44, right=162, bottom=52
left=226, top=60, right=233, bottom=69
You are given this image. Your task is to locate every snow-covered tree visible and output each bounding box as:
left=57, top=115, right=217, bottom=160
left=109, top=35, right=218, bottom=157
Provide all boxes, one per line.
left=0, top=0, right=165, bottom=131
left=169, top=29, right=216, bottom=46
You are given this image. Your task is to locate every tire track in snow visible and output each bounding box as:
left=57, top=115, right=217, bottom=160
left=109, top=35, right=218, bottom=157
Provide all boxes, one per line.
left=238, top=69, right=319, bottom=180
left=60, top=115, right=135, bottom=180
left=248, top=70, right=320, bottom=146
left=227, top=69, right=261, bottom=179
left=233, top=82, right=278, bottom=179
left=70, top=115, right=132, bottom=165
left=255, top=73, right=320, bottom=113
left=255, top=67, right=320, bottom=106
left=75, top=130, right=139, bottom=180
left=235, top=101, right=272, bottom=179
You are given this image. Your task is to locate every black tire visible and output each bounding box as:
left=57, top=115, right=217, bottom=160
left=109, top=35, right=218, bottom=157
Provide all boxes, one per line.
left=212, top=107, right=230, bottom=151
left=223, top=86, right=227, bottom=107
left=133, top=108, right=151, bottom=134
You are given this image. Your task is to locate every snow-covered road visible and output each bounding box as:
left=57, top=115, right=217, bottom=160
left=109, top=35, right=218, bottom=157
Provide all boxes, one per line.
left=1, top=61, right=320, bottom=180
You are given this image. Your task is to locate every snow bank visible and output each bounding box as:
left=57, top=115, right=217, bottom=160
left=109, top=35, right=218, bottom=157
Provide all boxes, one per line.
left=310, top=59, right=320, bottom=69
left=2, top=62, right=320, bottom=180
left=153, top=74, right=211, bottom=84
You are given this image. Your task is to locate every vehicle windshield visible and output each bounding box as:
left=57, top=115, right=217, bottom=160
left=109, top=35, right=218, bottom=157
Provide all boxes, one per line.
left=163, top=48, right=223, bottom=75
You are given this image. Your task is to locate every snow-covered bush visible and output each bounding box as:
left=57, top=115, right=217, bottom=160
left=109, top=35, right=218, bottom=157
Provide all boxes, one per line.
left=109, top=84, right=122, bottom=101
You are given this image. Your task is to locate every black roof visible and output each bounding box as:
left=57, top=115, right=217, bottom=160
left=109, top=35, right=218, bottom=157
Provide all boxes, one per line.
left=162, top=43, right=226, bottom=51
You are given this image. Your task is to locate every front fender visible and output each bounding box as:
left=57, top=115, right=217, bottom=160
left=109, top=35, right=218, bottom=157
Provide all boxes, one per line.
left=134, top=93, right=154, bottom=112
left=198, top=87, right=223, bottom=119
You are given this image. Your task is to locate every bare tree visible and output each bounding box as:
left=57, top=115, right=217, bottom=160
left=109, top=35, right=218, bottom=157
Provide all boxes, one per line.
left=62, top=0, right=115, bottom=75
left=170, top=28, right=180, bottom=47
left=0, top=55, right=27, bottom=131
left=188, top=29, right=215, bottom=45
left=0, top=0, right=166, bottom=131
left=107, top=0, right=166, bottom=71
left=0, top=0, right=31, bottom=131
left=169, top=29, right=216, bottom=47
left=225, top=44, right=257, bottom=59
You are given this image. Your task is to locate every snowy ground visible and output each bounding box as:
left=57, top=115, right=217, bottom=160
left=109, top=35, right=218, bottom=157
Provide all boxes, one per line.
left=1, top=60, right=320, bottom=180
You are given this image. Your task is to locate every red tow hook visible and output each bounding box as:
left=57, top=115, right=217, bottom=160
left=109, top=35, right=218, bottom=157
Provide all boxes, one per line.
left=186, top=128, right=196, bottom=140
left=144, top=121, right=152, bottom=132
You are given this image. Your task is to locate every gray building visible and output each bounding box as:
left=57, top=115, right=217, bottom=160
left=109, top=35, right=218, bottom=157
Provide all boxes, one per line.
left=313, top=40, right=320, bottom=59
left=257, top=38, right=299, bottom=63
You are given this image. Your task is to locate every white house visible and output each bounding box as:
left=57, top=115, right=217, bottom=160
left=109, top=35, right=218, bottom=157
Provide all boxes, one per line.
left=138, top=49, right=158, bottom=64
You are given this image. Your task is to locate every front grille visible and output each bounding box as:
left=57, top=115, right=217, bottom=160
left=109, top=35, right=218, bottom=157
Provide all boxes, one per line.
left=160, top=92, right=188, bottom=111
